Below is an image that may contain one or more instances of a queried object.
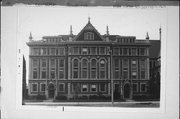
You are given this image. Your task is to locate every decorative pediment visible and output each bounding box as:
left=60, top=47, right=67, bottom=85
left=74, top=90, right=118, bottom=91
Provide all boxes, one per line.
left=73, top=20, right=106, bottom=42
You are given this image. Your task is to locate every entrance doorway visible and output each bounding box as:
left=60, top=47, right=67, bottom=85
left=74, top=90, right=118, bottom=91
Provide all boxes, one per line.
left=124, top=83, right=130, bottom=99
left=48, top=83, right=55, bottom=99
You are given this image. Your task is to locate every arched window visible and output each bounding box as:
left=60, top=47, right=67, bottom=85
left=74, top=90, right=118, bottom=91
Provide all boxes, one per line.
left=99, top=59, right=106, bottom=79
left=73, top=59, right=79, bottom=79
left=81, top=59, right=88, bottom=79
left=91, top=59, right=97, bottom=79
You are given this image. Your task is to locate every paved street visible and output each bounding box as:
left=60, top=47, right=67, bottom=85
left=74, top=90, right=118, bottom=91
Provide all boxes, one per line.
left=25, top=101, right=159, bottom=107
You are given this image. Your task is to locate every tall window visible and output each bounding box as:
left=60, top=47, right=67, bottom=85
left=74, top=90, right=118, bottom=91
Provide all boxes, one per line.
left=73, top=47, right=79, bottom=55
left=99, top=47, right=106, bottom=55
left=41, top=48, right=47, bottom=55
left=84, top=32, right=94, bottom=40
left=82, top=48, right=88, bottom=55
left=140, top=48, right=146, bottom=56
left=131, top=60, right=137, bottom=79
left=40, top=83, right=46, bottom=92
left=113, top=48, right=119, bottom=55
left=73, top=59, right=79, bottom=79
left=132, top=48, right=137, bottom=56
left=81, top=59, right=88, bottom=78
left=82, top=84, right=88, bottom=92
left=140, top=83, right=146, bottom=92
left=33, top=59, right=38, bottom=79
left=58, top=83, right=65, bottom=92
left=58, top=47, right=65, bottom=55
left=133, top=83, right=138, bottom=92
left=123, top=48, right=128, bottom=55
left=123, top=59, right=128, bottom=79
left=31, top=83, right=38, bottom=92
left=140, top=60, right=146, bottom=79
left=50, top=59, right=56, bottom=79
left=114, top=59, right=119, bottom=79
left=91, top=59, right=97, bottom=79
left=50, top=48, right=56, bottom=55
left=119, top=48, right=122, bottom=55
left=41, top=59, right=47, bottom=79
left=59, top=59, right=65, bottom=79
left=90, top=47, right=96, bottom=55
left=90, top=84, right=97, bottom=92
left=33, top=48, right=39, bottom=55
left=100, top=83, right=106, bottom=92
left=99, top=60, right=106, bottom=79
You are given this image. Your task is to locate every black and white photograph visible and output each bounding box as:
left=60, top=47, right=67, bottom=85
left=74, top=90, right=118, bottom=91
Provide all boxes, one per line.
left=1, top=4, right=179, bottom=119
left=18, top=7, right=166, bottom=108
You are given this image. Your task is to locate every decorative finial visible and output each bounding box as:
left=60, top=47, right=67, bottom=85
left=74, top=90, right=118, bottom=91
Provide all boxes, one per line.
left=106, top=25, right=109, bottom=35
left=88, top=16, right=90, bottom=23
left=146, top=32, right=149, bottom=40
left=70, top=25, right=73, bottom=36
left=159, top=25, right=161, bottom=41
left=29, top=32, right=33, bottom=41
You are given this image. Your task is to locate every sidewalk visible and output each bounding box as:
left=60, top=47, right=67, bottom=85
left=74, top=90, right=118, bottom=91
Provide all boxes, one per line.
left=25, top=101, right=160, bottom=107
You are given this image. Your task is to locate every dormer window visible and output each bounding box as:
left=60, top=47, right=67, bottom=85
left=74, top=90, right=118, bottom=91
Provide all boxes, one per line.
left=84, top=32, right=94, bottom=40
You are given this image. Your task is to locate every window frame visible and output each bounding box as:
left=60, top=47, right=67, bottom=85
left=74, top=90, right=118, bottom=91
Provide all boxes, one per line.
left=31, top=83, right=38, bottom=92
left=58, top=83, right=65, bottom=92
left=40, top=83, right=46, bottom=92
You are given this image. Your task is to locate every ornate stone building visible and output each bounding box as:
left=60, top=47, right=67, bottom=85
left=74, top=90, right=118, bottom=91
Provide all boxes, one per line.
left=27, top=18, right=157, bottom=100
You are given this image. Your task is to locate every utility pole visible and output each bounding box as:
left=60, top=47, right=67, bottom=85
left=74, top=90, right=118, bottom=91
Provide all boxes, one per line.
left=110, top=48, right=114, bottom=105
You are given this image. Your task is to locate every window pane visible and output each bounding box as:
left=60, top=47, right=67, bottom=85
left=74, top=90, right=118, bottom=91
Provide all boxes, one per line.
left=33, top=59, right=38, bottom=67
left=82, top=84, right=88, bottom=92
left=91, top=70, right=96, bottom=78
left=100, top=83, right=106, bottom=92
left=91, top=47, right=96, bottom=54
left=123, top=48, right=128, bottom=55
left=41, top=84, right=46, bottom=91
left=42, top=71, right=46, bottom=79
left=59, top=59, right=64, bottom=68
left=82, top=48, right=88, bottom=55
left=51, top=59, right=55, bottom=67
left=123, top=71, right=128, bottom=79
left=82, top=59, right=88, bottom=68
left=59, top=71, right=64, bottom=79
left=33, top=48, right=39, bottom=55
left=91, top=59, right=96, bottom=67
left=59, top=48, right=65, bottom=55
left=132, top=48, right=137, bottom=56
left=73, top=47, right=79, bottom=54
left=100, top=71, right=105, bottom=79
left=33, top=70, right=37, bottom=79
left=50, top=48, right=56, bottom=55
left=133, top=84, right=138, bottom=92
left=140, top=48, right=145, bottom=55
left=82, top=70, right=87, bottom=78
left=141, top=71, right=145, bottom=79
left=32, top=84, right=37, bottom=91
left=73, top=70, right=78, bottom=78
left=113, top=48, right=119, bottom=55
left=73, top=59, right=78, bottom=68
left=114, top=59, right=119, bottom=68
left=91, top=84, right=97, bottom=92
left=51, top=71, right=55, bottom=79
left=100, top=47, right=106, bottom=54
left=115, top=71, right=119, bottom=79
left=42, top=59, right=46, bottom=67
left=141, top=84, right=146, bottom=92
left=59, top=84, right=64, bottom=92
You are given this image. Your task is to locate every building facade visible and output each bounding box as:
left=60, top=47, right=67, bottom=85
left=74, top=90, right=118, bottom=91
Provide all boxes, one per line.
left=27, top=19, right=153, bottom=100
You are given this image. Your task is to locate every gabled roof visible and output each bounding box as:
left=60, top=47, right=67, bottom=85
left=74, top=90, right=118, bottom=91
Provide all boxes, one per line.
left=149, top=40, right=160, bottom=58
left=73, top=21, right=106, bottom=41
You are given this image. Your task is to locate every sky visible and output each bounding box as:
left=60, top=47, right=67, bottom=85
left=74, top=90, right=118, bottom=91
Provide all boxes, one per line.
left=17, top=6, right=167, bottom=82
